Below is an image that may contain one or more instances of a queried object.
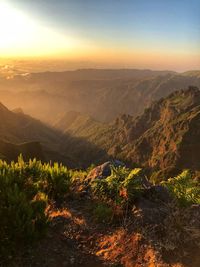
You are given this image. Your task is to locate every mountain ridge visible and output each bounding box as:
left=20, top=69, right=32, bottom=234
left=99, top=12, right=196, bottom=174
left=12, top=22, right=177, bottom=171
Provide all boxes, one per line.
left=1, top=69, right=200, bottom=123
left=55, top=86, right=200, bottom=174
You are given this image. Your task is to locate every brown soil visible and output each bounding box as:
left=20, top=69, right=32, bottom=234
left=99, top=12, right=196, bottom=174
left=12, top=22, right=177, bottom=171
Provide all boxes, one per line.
left=9, top=197, right=200, bottom=267
left=12, top=199, right=110, bottom=267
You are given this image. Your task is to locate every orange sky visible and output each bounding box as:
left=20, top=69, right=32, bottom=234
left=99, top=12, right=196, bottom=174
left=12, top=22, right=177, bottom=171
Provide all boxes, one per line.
left=0, top=0, right=199, bottom=71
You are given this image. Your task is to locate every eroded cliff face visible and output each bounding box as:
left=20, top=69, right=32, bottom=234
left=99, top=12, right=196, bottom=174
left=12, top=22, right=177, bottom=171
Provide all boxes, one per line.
left=81, top=87, right=200, bottom=172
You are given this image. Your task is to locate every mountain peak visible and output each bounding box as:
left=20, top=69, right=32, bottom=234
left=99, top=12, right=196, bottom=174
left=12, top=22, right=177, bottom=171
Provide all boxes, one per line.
left=0, top=102, right=9, bottom=112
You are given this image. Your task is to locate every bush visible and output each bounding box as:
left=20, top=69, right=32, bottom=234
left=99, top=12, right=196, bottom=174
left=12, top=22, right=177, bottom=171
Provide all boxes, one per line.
left=0, top=155, right=72, bottom=259
left=25, top=157, right=72, bottom=200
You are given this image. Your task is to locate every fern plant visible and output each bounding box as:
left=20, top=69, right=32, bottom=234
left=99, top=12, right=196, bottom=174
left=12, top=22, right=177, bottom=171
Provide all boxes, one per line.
left=91, top=166, right=145, bottom=204
left=161, top=170, right=200, bottom=206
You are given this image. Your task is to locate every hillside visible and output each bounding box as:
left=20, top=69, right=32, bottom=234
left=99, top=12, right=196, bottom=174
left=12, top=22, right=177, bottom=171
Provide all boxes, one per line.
left=56, top=87, right=200, bottom=174
left=112, top=86, right=200, bottom=173
left=0, top=102, right=109, bottom=167
left=0, top=102, right=67, bottom=163
left=0, top=102, right=58, bottom=144
left=0, top=139, right=44, bottom=161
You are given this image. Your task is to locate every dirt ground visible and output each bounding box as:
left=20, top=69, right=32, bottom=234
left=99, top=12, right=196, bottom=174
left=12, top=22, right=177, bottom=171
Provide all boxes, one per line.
left=7, top=197, right=200, bottom=267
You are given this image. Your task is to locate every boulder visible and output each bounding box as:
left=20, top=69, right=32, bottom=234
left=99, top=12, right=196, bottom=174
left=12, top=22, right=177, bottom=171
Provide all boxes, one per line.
left=87, top=160, right=125, bottom=181
left=133, top=197, right=170, bottom=225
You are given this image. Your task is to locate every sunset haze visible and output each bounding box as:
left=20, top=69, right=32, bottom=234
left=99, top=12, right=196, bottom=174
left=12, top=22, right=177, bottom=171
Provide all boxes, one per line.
left=0, top=0, right=199, bottom=70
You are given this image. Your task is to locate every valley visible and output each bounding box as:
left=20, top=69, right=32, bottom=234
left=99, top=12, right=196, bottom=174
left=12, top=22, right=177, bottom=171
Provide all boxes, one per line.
left=0, top=68, right=200, bottom=267
left=1, top=75, right=200, bottom=175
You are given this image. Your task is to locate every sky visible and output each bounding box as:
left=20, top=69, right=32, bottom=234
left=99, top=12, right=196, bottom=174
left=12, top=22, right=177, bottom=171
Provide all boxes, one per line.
left=0, top=0, right=200, bottom=70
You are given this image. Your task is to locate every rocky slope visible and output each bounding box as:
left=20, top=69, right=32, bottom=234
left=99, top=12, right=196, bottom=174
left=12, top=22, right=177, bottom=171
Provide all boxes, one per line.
left=56, top=87, right=200, bottom=173
left=112, top=86, right=200, bottom=173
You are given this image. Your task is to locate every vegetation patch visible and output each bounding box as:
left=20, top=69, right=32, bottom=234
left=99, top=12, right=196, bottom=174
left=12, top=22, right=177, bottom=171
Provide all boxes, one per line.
left=0, top=155, right=72, bottom=261
left=91, top=166, right=147, bottom=205
left=161, top=170, right=200, bottom=206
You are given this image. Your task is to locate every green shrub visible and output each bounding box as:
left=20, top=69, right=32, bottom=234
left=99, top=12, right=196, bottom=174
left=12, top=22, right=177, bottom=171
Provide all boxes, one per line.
left=25, top=158, right=72, bottom=200
left=122, top=168, right=145, bottom=200
left=91, top=166, right=145, bottom=204
left=91, top=166, right=128, bottom=204
left=71, top=169, right=88, bottom=184
left=42, top=162, right=72, bottom=199
left=161, top=170, right=200, bottom=206
left=0, top=155, right=72, bottom=259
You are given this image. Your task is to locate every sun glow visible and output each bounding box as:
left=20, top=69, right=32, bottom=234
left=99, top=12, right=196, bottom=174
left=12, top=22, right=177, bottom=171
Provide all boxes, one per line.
left=0, top=0, right=199, bottom=70
left=0, top=1, right=82, bottom=57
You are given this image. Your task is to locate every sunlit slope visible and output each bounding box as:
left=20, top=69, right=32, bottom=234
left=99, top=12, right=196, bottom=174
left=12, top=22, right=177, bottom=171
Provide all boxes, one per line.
left=56, top=87, right=200, bottom=173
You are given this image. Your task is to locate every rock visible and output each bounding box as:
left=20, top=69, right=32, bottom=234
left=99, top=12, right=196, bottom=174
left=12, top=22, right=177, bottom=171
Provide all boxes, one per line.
left=87, top=160, right=125, bottom=181
left=150, top=185, right=172, bottom=203
left=133, top=197, right=169, bottom=225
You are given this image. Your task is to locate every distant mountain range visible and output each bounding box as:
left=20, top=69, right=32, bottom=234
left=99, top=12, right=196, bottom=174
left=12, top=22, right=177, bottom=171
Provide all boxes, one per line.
left=1, top=69, right=200, bottom=123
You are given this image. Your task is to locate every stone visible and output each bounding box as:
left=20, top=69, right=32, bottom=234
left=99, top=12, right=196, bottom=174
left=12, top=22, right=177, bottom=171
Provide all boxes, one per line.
left=87, top=160, right=125, bottom=182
